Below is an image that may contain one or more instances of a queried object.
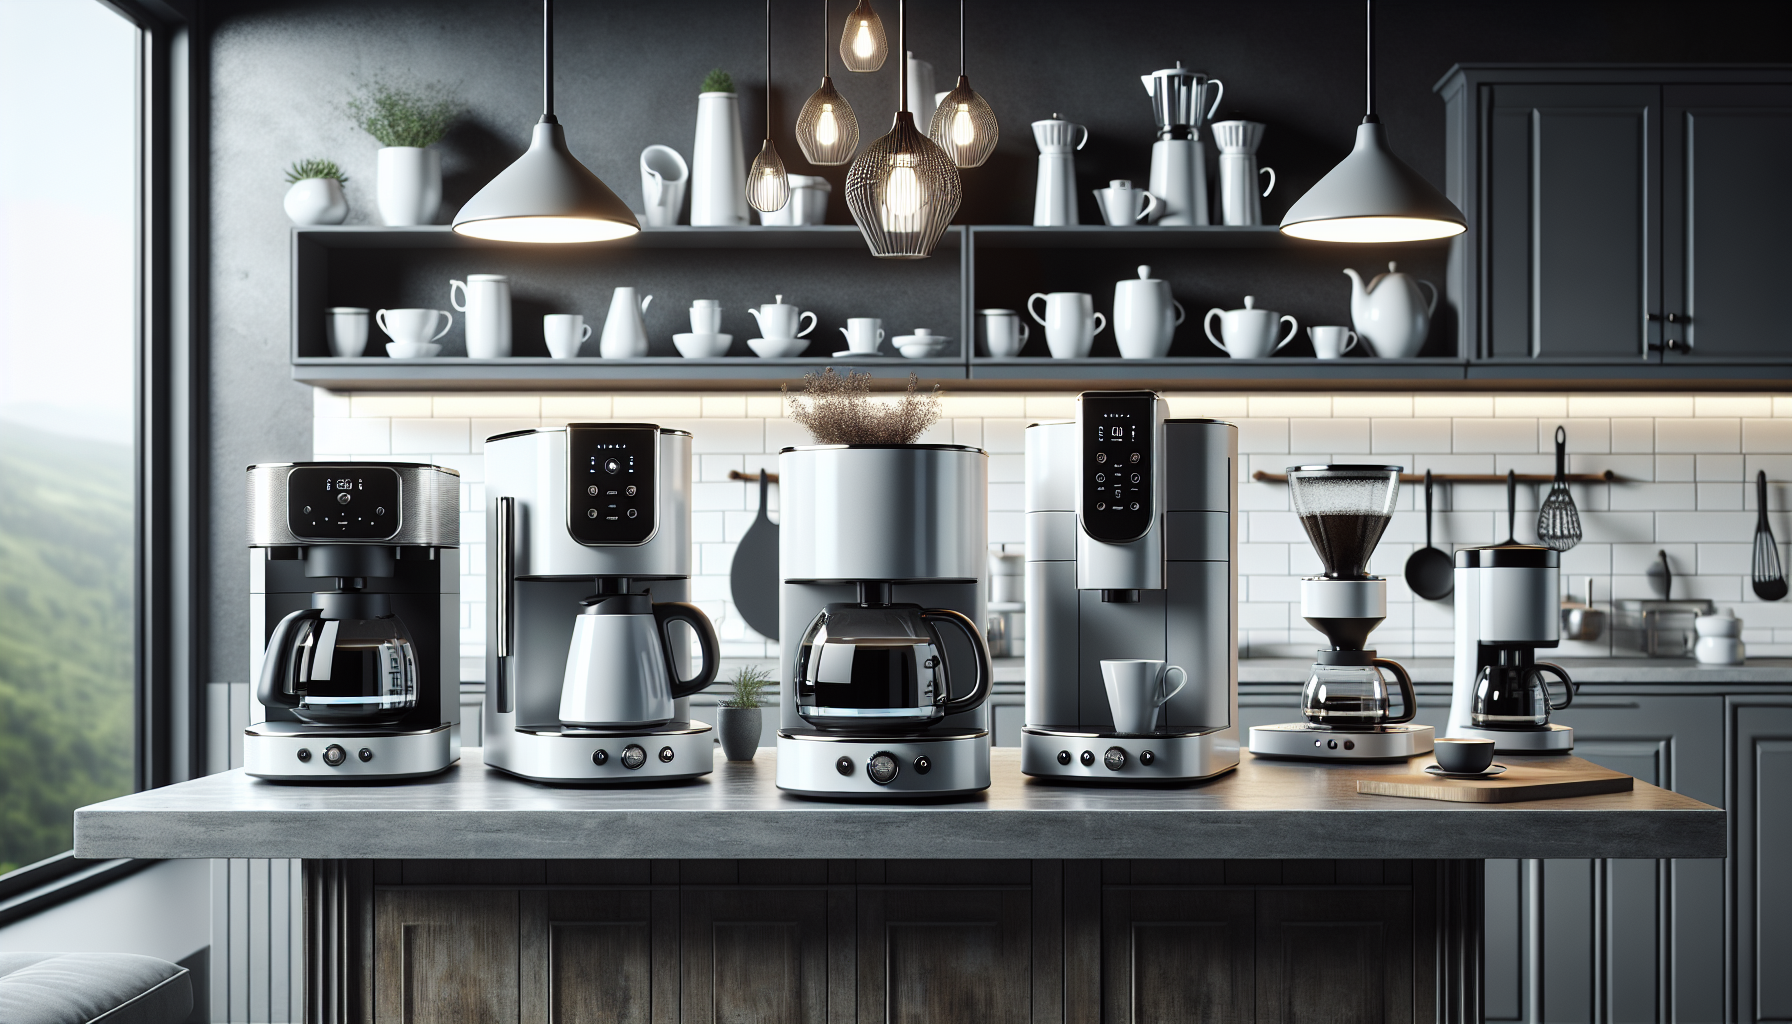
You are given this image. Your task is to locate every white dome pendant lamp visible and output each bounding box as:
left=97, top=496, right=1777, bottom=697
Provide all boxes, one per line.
left=452, top=0, right=640, bottom=243
left=1279, top=0, right=1465, bottom=243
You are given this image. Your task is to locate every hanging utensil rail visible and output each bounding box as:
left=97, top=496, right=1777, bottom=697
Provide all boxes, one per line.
left=1252, top=470, right=1621, bottom=484
left=729, top=469, right=781, bottom=483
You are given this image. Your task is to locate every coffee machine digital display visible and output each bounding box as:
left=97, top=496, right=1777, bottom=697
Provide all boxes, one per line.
left=1078, top=391, right=1155, bottom=543
left=567, top=424, right=658, bottom=546
left=285, top=466, right=402, bottom=540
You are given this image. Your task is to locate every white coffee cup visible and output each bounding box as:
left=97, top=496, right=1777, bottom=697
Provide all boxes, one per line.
left=544, top=314, right=592, bottom=359
left=1203, top=296, right=1297, bottom=359
left=839, top=317, right=885, bottom=354
left=1308, top=325, right=1359, bottom=359
left=980, top=309, right=1030, bottom=357
left=450, top=274, right=512, bottom=358
left=1027, top=292, right=1106, bottom=359
left=376, top=308, right=453, bottom=346
left=689, top=299, right=722, bottom=335
left=326, top=307, right=369, bottom=358
left=1101, top=659, right=1188, bottom=736
left=1093, top=179, right=1160, bottom=226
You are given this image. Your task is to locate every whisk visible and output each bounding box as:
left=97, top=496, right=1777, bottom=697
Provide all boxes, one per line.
left=1537, top=426, right=1582, bottom=551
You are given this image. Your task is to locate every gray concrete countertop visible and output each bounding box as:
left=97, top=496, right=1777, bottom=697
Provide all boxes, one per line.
left=1237, top=657, right=1792, bottom=685
left=75, top=748, right=1721, bottom=863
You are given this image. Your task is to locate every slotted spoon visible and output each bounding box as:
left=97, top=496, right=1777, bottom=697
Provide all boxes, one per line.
left=1753, top=470, right=1787, bottom=601
left=1537, top=426, right=1582, bottom=551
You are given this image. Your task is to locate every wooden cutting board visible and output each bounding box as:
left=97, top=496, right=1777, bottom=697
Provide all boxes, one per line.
left=1356, top=757, right=1635, bottom=803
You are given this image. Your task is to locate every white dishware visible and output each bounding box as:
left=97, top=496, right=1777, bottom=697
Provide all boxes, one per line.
left=376, top=146, right=442, bottom=226
left=284, top=177, right=349, bottom=226
left=600, top=287, right=654, bottom=358
left=543, top=314, right=592, bottom=359
left=1027, top=291, right=1105, bottom=359
left=893, top=328, right=951, bottom=358
left=639, top=145, right=690, bottom=227
left=1345, top=261, right=1438, bottom=358
left=1032, top=115, right=1088, bottom=226
left=906, top=51, right=937, bottom=129
left=1212, top=120, right=1276, bottom=226
left=1093, top=180, right=1160, bottom=227
left=1203, top=296, right=1297, bottom=359
left=1308, top=325, right=1359, bottom=359
left=691, top=90, right=748, bottom=226
left=672, top=332, right=732, bottom=358
left=748, top=337, right=808, bottom=358
left=1112, top=265, right=1185, bottom=359
left=689, top=299, right=722, bottom=335
left=1695, top=635, right=1746, bottom=666
left=839, top=317, right=885, bottom=354
left=384, top=341, right=442, bottom=359
left=979, top=309, right=1030, bottom=357
left=758, top=174, right=832, bottom=225
left=1100, top=659, right=1188, bottom=735
left=376, top=307, right=453, bottom=347
left=450, top=274, right=512, bottom=358
left=325, top=307, right=369, bottom=358
left=747, top=295, right=817, bottom=341
left=1696, top=609, right=1743, bottom=638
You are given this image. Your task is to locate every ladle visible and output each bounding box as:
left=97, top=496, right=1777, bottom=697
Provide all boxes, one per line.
left=1403, top=469, right=1453, bottom=600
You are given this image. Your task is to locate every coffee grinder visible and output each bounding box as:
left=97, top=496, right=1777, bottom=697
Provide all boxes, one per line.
left=1446, top=538, right=1575, bottom=752
left=245, top=462, right=461, bottom=781
left=1021, top=391, right=1241, bottom=782
left=1249, top=465, right=1434, bottom=761
left=1142, top=62, right=1224, bottom=225
left=483, top=424, right=720, bottom=784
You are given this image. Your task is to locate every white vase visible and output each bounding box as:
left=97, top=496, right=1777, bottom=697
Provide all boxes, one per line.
left=377, top=146, right=442, bottom=226
left=690, top=92, right=747, bottom=227
left=283, top=177, right=348, bottom=225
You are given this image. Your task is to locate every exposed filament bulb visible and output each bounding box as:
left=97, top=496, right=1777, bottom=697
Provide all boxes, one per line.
left=951, top=103, right=975, bottom=146
left=853, top=20, right=875, bottom=59
left=817, top=104, right=839, bottom=146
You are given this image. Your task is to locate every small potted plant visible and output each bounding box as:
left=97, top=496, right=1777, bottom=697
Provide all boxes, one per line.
left=716, top=664, right=771, bottom=761
left=282, top=159, right=349, bottom=225
left=347, top=80, right=457, bottom=226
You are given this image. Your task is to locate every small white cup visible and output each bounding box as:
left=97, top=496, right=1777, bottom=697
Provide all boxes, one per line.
left=840, top=317, right=885, bottom=354
left=376, top=308, right=453, bottom=346
left=980, top=309, right=1029, bottom=357
left=690, top=299, right=722, bottom=336
left=544, top=314, right=592, bottom=359
left=1101, top=659, right=1188, bottom=736
left=1309, top=325, right=1359, bottom=359
left=326, top=307, right=369, bottom=358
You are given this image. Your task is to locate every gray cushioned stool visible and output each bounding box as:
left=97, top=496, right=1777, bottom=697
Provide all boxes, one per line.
left=0, top=953, right=192, bottom=1024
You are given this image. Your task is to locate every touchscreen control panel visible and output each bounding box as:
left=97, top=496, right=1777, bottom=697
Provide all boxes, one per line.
left=286, top=466, right=402, bottom=540
left=1078, top=392, right=1155, bottom=543
left=567, top=424, right=658, bottom=545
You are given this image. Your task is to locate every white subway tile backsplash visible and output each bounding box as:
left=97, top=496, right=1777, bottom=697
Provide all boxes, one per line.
left=352, top=394, right=433, bottom=418
left=314, top=388, right=353, bottom=418
left=470, top=419, right=540, bottom=450
left=941, top=394, right=1027, bottom=418
left=1496, top=395, right=1567, bottom=418
left=1249, top=395, right=1331, bottom=418
left=1697, top=482, right=1745, bottom=510
left=1570, top=394, right=1694, bottom=418
left=745, top=395, right=786, bottom=419
left=989, top=453, right=1025, bottom=483
left=315, top=416, right=390, bottom=454
left=1696, top=395, right=1773, bottom=418
left=1454, top=418, right=1538, bottom=453
left=953, top=419, right=984, bottom=448
left=1415, top=394, right=1491, bottom=418
left=1373, top=418, right=1452, bottom=453
left=391, top=418, right=470, bottom=454
left=1658, top=418, right=1740, bottom=454
left=540, top=395, right=613, bottom=420
left=1291, top=417, right=1370, bottom=453
left=1698, top=454, right=1744, bottom=481
left=1025, top=395, right=1075, bottom=419
left=1541, top=418, right=1610, bottom=453
left=1167, top=395, right=1250, bottom=418
left=983, top=419, right=1028, bottom=453
left=434, top=395, right=540, bottom=418
left=1610, top=418, right=1656, bottom=453
left=1237, top=419, right=1290, bottom=453
left=1332, top=394, right=1412, bottom=418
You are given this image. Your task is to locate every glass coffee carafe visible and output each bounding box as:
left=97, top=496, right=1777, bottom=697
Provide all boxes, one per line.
left=1472, top=659, right=1573, bottom=730
left=795, top=594, right=992, bottom=732
left=1302, top=651, right=1416, bottom=730
left=258, top=600, right=420, bottom=726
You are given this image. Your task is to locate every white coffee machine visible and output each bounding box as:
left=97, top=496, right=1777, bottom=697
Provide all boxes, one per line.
left=483, top=424, right=720, bottom=783
left=1446, top=544, right=1575, bottom=752
left=1021, top=391, right=1240, bottom=781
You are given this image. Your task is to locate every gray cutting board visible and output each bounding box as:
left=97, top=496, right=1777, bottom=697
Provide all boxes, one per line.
left=729, top=471, right=779, bottom=640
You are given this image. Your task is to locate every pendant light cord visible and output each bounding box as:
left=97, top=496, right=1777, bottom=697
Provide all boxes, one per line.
left=1363, top=0, right=1379, bottom=123
left=767, top=0, right=772, bottom=134
left=897, top=0, right=907, bottom=111
left=822, top=0, right=828, bottom=76
left=959, top=0, right=965, bottom=75
left=541, top=0, right=556, bottom=122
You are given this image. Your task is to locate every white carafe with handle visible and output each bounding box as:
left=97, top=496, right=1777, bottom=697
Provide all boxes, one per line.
left=1142, top=62, right=1222, bottom=226
left=1032, top=115, right=1088, bottom=226
left=1344, top=262, right=1438, bottom=358
left=1212, top=120, right=1275, bottom=226
left=600, top=287, right=653, bottom=358
left=450, top=274, right=512, bottom=358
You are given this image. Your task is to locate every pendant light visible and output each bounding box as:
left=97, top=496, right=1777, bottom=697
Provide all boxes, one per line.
left=452, top=0, right=639, bottom=243
left=927, top=0, right=998, bottom=168
left=795, top=0, right=860, bottom=165
left=844, top=0, right=961, bottom=259
left=1278, top=0, right=1465, bottom=243
left=747, top=0, right=792, bottom=213
left=838, top=0, right=888, bottom=73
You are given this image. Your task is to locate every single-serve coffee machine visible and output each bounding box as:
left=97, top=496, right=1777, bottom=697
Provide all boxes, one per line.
left=776, top=443, right=994, bottom=798
left=246, top=462, right=461, bottom=781
left=1447, top=543, right=1575, bottom=752
left=484, top=424, right=720, bottom=783
left=1142, top=62, right=1223, bottom=225
left=1021, top=391, right=1240, bottom=782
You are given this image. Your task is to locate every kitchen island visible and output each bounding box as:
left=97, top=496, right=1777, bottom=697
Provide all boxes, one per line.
left=77, top=748, right=1719, bottom=1024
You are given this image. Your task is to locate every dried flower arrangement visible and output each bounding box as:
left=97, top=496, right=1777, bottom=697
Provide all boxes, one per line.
left=783, top=369, right=942, bottom=444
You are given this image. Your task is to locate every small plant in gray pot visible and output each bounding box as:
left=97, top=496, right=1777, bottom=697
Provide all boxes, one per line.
left=716, top=665, right=771, bottom=761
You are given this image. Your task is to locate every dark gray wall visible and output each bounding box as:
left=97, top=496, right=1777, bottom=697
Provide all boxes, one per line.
left=204, top=0, right=1786, bottom=681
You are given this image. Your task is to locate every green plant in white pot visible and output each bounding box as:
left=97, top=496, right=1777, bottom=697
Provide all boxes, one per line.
left=283, top=159, right=349, bottom=225
left=716, top=664, right=770, bottom=761
left=348, top=80, right=457, bottom=226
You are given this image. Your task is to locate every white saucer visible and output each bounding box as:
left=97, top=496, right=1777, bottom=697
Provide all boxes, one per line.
left=831, top=350, right=881, bottom=357
left=747, top=337, right=809, bottom=358
left=385, top=341, right=442, bottom=359
left=1423, top=763, right=1508, bottom=779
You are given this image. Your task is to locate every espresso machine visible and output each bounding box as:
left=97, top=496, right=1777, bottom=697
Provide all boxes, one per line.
left=1142, top=62, right=1223, bottom=225
left=1249, top=465, right=1434, bottom=761
left=484, top=424, right=720, bottom=783
left=1446, top=532, right=1575, bottom=752
left=246, top=462, right=461, bottom=781
left=776, top=443, right=994, bottom=798
left=1021, top=391, right=1241, bottom=781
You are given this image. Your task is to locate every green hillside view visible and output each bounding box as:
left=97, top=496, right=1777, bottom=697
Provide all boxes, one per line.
left=0, top=420, right=134, bottom=874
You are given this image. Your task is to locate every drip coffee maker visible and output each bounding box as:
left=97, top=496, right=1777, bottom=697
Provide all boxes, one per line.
left=1446, top=523, right=1575, bottom=751
left=1249, top=465, right=1434, bottom=761
left=1141, top=62, right=1223, bottom=225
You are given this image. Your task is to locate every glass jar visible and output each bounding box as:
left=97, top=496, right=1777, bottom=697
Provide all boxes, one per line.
left=1301, top=654, right=1415, bottom=729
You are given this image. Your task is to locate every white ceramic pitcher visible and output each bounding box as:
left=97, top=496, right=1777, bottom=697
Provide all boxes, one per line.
left=1112, top=266, right=1185, bottom=359
left=450, top=274, right=511, bottom=358
left=639, top=145, right=689, bottom=227
left=1344, top=261, right=1438, bottom=358
left=600, top=287, right=653, bottom=358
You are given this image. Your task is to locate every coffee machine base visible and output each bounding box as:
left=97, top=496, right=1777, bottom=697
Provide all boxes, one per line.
left=1449, top=723, right=1574, bottom=753
left=243, top=721, right=456, bottom=781
left=776, top=730, right=990, bottom=798
left=485, top=722, right=715, bottom=784
left=1020, top=728, right=1238, bottom=782
left=1248, top=723, right=1436, bottom=763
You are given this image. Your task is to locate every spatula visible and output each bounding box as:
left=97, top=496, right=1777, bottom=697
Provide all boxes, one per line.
left=1537, top=426, right=1582, bottom=551
left=1753, top=470, right=1787, bottom=601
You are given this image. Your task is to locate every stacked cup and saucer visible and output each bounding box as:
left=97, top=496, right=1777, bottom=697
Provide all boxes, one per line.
left=673, top=299, right=733, bottom=358
left=745, top=295, right=816, bottom=357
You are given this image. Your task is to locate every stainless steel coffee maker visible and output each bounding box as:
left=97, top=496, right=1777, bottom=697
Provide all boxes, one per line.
left=246, top=462, right=461, bottom=780
left=1447, top=542, right=1576, bottom=752
left=776, top=443, right=994, bottom=798
left=484, top=424, right=720, bottom=783
left=1021, top=391, right=1241, bottom=781
left=1142, top=62, right=1223, bottom=225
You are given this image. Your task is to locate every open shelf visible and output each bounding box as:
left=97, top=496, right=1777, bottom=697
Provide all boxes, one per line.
left=968, top=356, right=1470, bottom=383
left=292, top=356, right=968, bottom=391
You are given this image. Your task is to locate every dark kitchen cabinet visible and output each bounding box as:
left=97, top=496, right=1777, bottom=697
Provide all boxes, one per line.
left=1732, top=699, right=1792, bottom=1024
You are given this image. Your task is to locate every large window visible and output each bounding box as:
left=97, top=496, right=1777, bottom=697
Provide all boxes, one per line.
left=0, top=0, right=141, bottom=875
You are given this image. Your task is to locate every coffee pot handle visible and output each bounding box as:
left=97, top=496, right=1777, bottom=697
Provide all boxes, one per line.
left=1259, top=166, right=1276, bottom=197
left=1204, top=79, right=1225, bottom=123
left=1533, top=661, right=1574, bottom=711
left=1372, top=657, right=1417, bottom=724
left=257, top=608, right=322, bottom=708
left=654, top=601, right=722, bottom=698
left=922, top=607, right=993, bottom=716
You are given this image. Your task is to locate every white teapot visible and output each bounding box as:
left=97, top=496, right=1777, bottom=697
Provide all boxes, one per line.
left=1343, top=261, right=1438, bottom=359
left=747, top=295, right=817, bottom=341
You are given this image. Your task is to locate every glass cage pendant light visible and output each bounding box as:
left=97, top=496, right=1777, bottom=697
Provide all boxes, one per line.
left=927, top=0, right=997, bottom=168
left=795, top=0, right=860, bottom=164
left=838, top=0, right=888, bottom=73
left=746, top=0, right=791, bottom=214
left=845, top=0, right=961, bottom=259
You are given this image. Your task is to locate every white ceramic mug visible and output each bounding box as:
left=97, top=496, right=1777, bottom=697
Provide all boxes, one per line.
left=544, top=314, right=592, bottom=359
left=1101, top=659, right=1188, bottom=736
left=689, top=299, right=722, bottom=336
left=748, top=295, right=817, bottom=341
left=1093, top=179, right=1160, bottom=226
left=760, top=174, right=831, bottom=225
left=376, top=308, right=453, bottom=346
left=326, top=307, right=369, bottom=358
left=639, top=145, right=689, bottom=227
left=839, top=317, right=885, bottom=354
left=1112, top=266, right=1185, bottom=359
left=1027, top=292, right=1105, bottom=359
left=980, top=309, right=1029, bottom=358
left=450, top=274, right=512, bottom=358
left=1308, top=325, right=1359, bottom=359
left=1203, top=296, right=1297, bottom=359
